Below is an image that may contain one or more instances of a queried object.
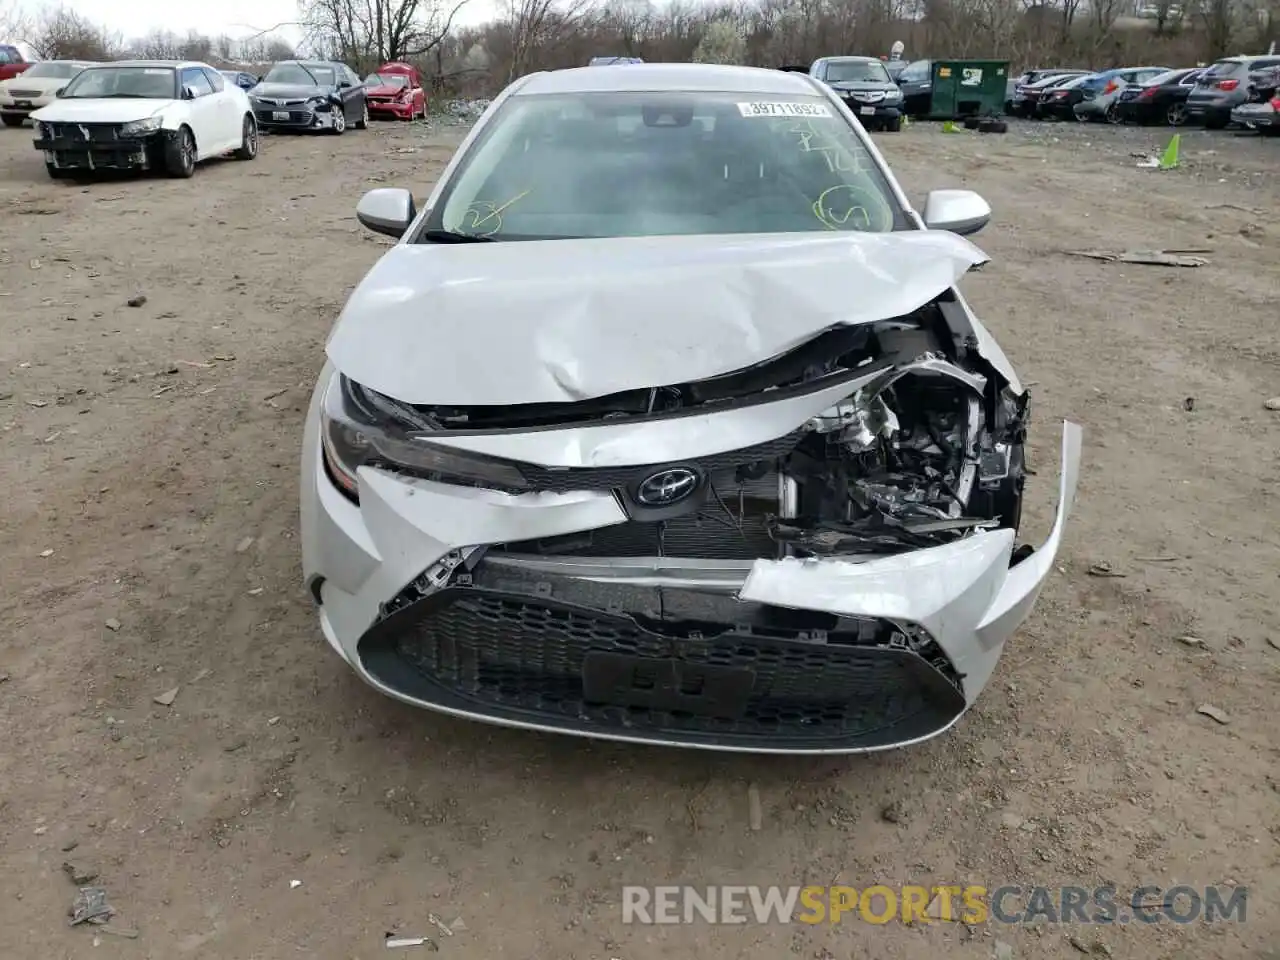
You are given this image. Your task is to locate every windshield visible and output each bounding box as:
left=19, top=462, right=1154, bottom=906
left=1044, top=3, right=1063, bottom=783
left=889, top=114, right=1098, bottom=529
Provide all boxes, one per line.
left=899, top=60, right=929, bottom=82
left=1060, top=75, right=1093, bottom=89
left=1142, top=70, right=1180, bottom=86
left=264, top=63, right=335, bottom=86
left=1201, top=60, right=1243, bottom=79
left=430, top=91, right=904, bottom=242
left=21, top=61, right=85, bottom=79
left=365, top=73, right=409, bottom=88
left=60, top=66, right=175, bottom=99
left=823, top=60, right=891, bottom=83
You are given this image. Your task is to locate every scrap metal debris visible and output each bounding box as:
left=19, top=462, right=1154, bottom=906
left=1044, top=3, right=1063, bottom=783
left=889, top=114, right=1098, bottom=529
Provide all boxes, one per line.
left=1196, top=704, right=1230, bottom=725
left=386, top=933, right=438, bottom=950
left=1086, top=561, right=1125, bottom=578
left=1265, top=398, right=1280, bottom=411
left=426, top=914, right=454, bottom=937
left=153, top=686, right=179, bottom=706
left=1065, top=248, right=1209, bottom=268
left=63, top=861, right=99, bottom=885
left=69, top=886, right=113, bottom=926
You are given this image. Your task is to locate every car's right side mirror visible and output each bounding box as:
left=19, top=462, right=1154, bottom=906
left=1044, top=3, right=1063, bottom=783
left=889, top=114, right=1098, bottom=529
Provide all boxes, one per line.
left=922, top=189, right=991, bottom=236
left=357, top=188, right=416, bottom=239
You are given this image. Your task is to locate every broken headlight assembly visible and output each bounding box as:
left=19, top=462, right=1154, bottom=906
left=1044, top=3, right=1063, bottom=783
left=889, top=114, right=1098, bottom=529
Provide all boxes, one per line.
left=319, top=374, right=530, bottom=500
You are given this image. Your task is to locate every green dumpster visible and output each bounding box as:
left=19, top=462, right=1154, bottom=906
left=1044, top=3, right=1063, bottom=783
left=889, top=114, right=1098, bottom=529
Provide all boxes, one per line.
left=927, top=60, right=1010, bottom=118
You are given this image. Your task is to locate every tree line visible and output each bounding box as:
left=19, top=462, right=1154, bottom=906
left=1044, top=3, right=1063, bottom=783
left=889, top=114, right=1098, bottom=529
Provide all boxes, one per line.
left=3, top=0, right=1276, bottom=95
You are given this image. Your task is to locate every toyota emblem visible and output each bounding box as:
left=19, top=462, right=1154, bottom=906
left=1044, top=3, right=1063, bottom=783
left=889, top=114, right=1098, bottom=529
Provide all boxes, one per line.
left=636, top=468, right=699, bottom=506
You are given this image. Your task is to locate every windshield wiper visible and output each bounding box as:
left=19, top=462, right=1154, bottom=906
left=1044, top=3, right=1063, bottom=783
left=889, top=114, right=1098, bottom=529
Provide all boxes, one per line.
left=419, top=229, right=495, bottom=244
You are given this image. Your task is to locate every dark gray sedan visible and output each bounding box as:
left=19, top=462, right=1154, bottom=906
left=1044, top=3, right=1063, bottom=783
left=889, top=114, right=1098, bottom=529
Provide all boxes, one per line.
left=249, top=60, right=368, bottom=134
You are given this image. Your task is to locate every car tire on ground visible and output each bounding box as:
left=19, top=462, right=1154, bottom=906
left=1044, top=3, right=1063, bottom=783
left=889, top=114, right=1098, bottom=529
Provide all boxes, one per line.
left=1166, top=103, right=1187, bottom=126
left=1105, top=103, right=1121, bottom=124
left=233, top=115, right=258, bottom=160
left=977, top=118, right=1009, bottom=134
left=354, top=102, right=368, bottom=130
left=330, top=108, right=347, bottom=135
left=1, top=114, right=24, bottom=127
left=963, top=115, right=981, bottom=129
left=883, top=116, right=902, bottom=132
left=163, top=126, right=196, bottom=178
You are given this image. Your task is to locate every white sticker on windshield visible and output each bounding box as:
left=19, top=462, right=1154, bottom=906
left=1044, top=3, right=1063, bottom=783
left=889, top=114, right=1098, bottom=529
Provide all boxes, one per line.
left=143, top=68, right=170, bottom=75
left=737, top=101, right=832, bottom=119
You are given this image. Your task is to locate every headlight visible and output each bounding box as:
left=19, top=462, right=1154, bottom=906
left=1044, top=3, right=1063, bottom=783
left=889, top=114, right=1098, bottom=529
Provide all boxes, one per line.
left=119, top=116, right=162, bottom=137
left=884, top=89, right=902, bottom=100
left=320, top=375, right=530, bottom=499
left=34, top=120, right=46, bottom=138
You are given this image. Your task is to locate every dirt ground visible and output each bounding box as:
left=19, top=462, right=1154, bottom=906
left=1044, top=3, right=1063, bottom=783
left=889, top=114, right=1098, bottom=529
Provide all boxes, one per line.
left=1, top=115, right=1277, bottom=960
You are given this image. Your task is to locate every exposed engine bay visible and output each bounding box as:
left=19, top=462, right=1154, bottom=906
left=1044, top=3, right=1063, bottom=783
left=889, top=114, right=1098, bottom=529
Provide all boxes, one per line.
left=336, top=289, right=1029, bottom=561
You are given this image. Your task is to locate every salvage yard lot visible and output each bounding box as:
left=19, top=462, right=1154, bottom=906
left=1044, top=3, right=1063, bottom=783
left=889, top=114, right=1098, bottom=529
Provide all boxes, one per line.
left=1, top=119, right=1277, bottom=958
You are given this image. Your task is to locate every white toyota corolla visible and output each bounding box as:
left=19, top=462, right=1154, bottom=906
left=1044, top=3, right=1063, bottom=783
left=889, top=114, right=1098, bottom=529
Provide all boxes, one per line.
left=301, top=63, right=1081, bottom=754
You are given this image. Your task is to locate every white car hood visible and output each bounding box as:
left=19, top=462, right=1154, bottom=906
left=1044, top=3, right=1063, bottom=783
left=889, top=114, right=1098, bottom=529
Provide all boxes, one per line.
left=30, top=99, right=170, bottom=123
left=327, top=230, right=988, bottom=406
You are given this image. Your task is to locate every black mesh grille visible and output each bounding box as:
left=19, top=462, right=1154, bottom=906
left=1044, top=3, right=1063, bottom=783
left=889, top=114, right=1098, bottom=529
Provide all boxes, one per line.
left=503, top=467, right=781, bottom=560
left=44, top=122, right=122, bottom=142
left=359, top=582, right=966, bottom=750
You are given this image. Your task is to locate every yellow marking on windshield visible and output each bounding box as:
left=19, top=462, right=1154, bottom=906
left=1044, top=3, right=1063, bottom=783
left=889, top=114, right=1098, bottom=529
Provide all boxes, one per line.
left=812, top=184, right=891, bottom=232
left=460, top=190, right=531, bottom=236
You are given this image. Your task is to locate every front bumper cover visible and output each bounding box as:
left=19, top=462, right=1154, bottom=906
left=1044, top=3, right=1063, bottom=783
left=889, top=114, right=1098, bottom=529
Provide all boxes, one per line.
left=34, top=131, right=160, bottom=171
left=301, top=363, right=1082, bottom=753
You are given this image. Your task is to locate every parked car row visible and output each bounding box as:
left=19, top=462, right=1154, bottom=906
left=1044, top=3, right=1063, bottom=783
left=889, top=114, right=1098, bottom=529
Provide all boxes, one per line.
left=1001, top=53, right=1280, bottom=130
left=0, top=57, right=432, bottom=135
left=1, top=56, right=437, bottom=180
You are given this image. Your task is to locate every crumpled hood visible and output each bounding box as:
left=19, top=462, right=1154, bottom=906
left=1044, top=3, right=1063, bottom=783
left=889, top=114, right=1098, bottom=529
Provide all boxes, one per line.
left=327, top=230, right=989, bottom=406
left=365, top=83, right=405, bottom=96
left=30, top=98, right=169, bottom=123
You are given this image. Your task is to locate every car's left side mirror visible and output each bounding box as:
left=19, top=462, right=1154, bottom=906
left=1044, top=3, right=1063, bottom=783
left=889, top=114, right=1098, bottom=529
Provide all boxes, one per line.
left=922, top=188, right=991, bottom=236
left=54, top=87, right=65, bottom=97
left=357, top=187, right=416, bottom=239
left=338, top=80, right=352, bottom=89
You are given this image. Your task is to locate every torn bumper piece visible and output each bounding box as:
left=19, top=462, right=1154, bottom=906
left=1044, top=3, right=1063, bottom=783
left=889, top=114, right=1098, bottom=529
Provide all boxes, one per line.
left=305, top=378, right=1081, bottom=751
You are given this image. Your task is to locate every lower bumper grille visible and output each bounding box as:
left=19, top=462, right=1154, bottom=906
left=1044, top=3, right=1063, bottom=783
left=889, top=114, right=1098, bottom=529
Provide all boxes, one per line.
left=358, top=566, right=966, bottom=751
left=256, top=109, right=315, bottom=125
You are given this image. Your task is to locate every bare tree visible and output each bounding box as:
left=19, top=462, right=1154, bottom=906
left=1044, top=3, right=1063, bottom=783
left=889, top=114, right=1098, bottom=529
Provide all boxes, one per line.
left=505, top=0, right=595, bottom=79
left=302, top=0, right=473, bottom=70
left=29, top=6, right=120, bottom=60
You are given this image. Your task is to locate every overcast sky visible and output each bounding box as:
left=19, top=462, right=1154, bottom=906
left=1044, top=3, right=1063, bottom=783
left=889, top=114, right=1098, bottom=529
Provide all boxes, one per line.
left=32, top=0, right=500, bottom=45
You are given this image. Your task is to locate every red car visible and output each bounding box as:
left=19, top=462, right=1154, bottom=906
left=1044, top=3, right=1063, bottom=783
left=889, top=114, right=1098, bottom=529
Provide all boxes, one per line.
left=0, top=43, right=33, bottom=82
left=362, top=62, right=426, bottom=120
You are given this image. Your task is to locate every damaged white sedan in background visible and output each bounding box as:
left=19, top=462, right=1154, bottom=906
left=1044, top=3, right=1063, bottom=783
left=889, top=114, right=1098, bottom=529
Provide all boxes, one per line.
left=301, top=63, right=1082, bottom=753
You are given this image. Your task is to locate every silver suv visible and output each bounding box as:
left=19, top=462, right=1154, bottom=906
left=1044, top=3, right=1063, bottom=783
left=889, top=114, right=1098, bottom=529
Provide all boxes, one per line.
left=1186, top=54, right=1280, bottom=128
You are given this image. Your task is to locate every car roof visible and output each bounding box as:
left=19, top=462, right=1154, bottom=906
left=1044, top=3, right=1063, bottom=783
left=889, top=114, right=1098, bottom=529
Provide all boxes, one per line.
left=515, top=63, right=820, bottom=96
left=84, top=59, right=207, bottom=70
left=814, top=56, right=881, bottom=64
left=281, top=59, right=343, bottom=68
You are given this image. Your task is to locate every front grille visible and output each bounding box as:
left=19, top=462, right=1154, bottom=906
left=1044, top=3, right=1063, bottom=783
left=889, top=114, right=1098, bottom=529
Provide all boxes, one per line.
left=10, top=89, right=40, bottom=97
left=43, top=122, right=122, bottom=142
left=256, top=109, right=314, bottom=125
left=503, top=467, right=781, bottom=560
left=359, top=575, right=965, bottom=750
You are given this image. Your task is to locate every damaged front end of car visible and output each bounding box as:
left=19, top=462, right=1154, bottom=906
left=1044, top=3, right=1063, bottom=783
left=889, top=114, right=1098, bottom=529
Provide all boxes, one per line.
left=303, top=231, right=1080, bottom=753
